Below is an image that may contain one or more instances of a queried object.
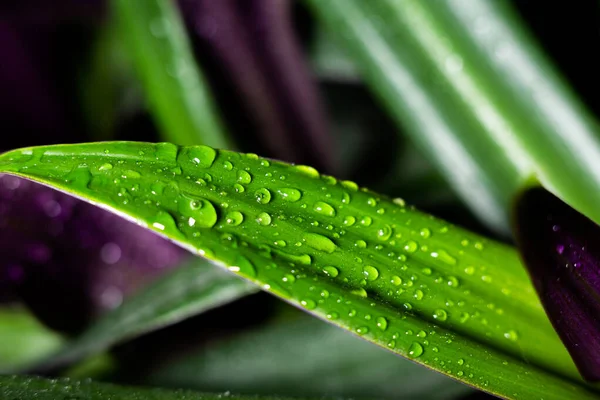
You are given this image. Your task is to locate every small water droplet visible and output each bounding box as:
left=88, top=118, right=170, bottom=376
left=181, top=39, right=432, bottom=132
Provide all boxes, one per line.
left=430, top=250, right=456, bottom=265
left=363, top=265, right=379, bottom=281
left=223, top=161, right=233, bottom=170
left=360, top=216, right=372, bottom=226
left=343, top=216, right=356, bottom=226
left=356, top=326, right=369, bottom=335
left=393, top=198, right=406, bottom=207
left=420, top=228, right=431, bottom=238
left=295, top=165, right=320, bottom=178
left=282, top=274, right=295, bottom=283
left=225, top=211, right=244, bottom=226
left=404, top=240, right=418, bottom=253
left=355, top=240, right=367, bottom=249
left=178, top=145, right=217, bottom=168
left=464, top=266, right=475, bottom=275
left=447, top=276, right=460, bottom=287
left=256, top=212, right=272, bottom=226
left=313, top=201, right=336, bottom=217
left=254, top=188, right=272, bottom=204
left=323, top=266, right=339, bottom=277
left=414, top=289, right=424, bottom=300
left=433, top=309, right=448, bottom=321
left=178, top=195, right=217, bottom=228
left=391, top=276, right=402, bottom=286
left=504, top=330, right=518, bottom=341
left=351, top=288, right=368, bottom=298
left=376, top=317, right=388, bottom=331
left=233, top=183, right=245, bottom=193
left=377, top=224, right=393, bottom=241
left=99, top=163, right=113, bottom=171
left=301, top=299, right=317, bottom=310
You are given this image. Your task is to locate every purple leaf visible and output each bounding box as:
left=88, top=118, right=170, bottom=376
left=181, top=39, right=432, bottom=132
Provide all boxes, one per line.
left=180, top=0, right=334, bottom=172
left=515, top=187, right=600, bottom=381
left=0, top=175, right=187, bottom=333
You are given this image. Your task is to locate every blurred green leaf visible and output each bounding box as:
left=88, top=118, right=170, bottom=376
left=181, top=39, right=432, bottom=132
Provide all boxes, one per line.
left=149, top=311, right=471, bottom=399
left=0, top=142, right=596, bottom=399
left=306, top=0, right=600, bottom=233
left=30, top=257, right=257, bottom=371
left=0, top=308, right=64, bottom=371
left=113, top=0, right=230, bottom=147
left=0, top=375, right=308, bottom=400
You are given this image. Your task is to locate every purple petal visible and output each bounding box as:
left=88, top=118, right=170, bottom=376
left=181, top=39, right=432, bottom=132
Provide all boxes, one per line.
left=515, top=187, right=600, bottom=381
left=0, top=176, right=186, bottom=333
left=179, top=0, right=334, bottom=172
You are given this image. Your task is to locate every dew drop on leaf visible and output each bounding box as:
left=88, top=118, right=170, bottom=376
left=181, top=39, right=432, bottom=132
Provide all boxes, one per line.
left=301, top=299, right=317, bottom=310
left=295, top=165, right=320, bottom=178
left=233, top=183, right=245, bottom=193
left=225, top=211, right=244, bottom=226
left=277, top=187, right=302, bottom=202
left=356, top=326, right=369, bottom=335
left=313, top=201, right=336, bottom=217
left=303, top=233, right=337, bottom=253
left=377, top=224, right=393, bottom=241
left=433, top=309, right=448, bottom=321
left=178, top=145, right=217, bottom=168
left=420, top=228, right=431, bottom=238
left=343, top=216, right=356, bottom=226
left=256, top=212, right=272, bottom=226
left=404, top=240, right=418, bottom=253
left=363, top=265, right=379, bottom=281
left=254, top=188, right=272, bottom=204
left=178, top=195, right=217, bottom=228
left=391, top=276, right=402, bottom=286
left=237, top=170, right=252, bottom=184
left=408, top=342, right=424, bottom=358
left=376, top=316, right=388, bottom=331
left=323, top=266, right=339, bottom=277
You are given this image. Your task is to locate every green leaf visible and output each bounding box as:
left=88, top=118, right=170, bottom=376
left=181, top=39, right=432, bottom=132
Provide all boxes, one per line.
left=149, top=311, right=471, bottom=399
left=29, top=257, right=257, bottom=371
left=306, top=0, right=600, bottom=232
left=0, top=308, right=64, bottom=371
left=113, top=0, right=230, bottom=147
left=0, top=375, right=306, bottom=400
left=0, top=142, right=596, bottom=399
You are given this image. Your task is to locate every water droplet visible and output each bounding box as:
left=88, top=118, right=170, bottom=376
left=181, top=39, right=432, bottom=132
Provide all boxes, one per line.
left=254, top=188, right=272, bottom=204
left=420, top=228, right=431, bottom=238
left=504, top=330, right=518, bottom=341
left=327, top=312, right=339, bottom=320
left=393, top=198, right=406, bottom=207
left=282, top=274, right=295, bottom=283
left=376, top=317, right=388, bottom=331
left=178, top=145, right=217, bottom=168
left=99, top=163, right=113, bottom=171
left=223, top=161, right=233, bottom=170
left=225, top=211, right=244, bottom=226
left=313, top=201, right=336, bottom=217
left=229, top=256, right=256, bottom=277
left=323, top=266, right=339, bottom=277
left=433, top=309, right=448, bottom=321
left=422, top=267, right=432, bottom=275
left=355, top=240, right=367, bottom=249
left=295, top=165, right=320, bottom=178
left=351, top=288, right=368, bottom=298
left=377, top=224, right=393, bottom=241
left=481, top=275, right=493, bottom=283
left=447, top=276, right=460, bottom=287
left=343, top=216, right=356, bottom=226
left=367, top=197, right=378, bottom=207
left=301, top=299, right=316, bottom=310
left=234, top=183, right=245, bottom=193
left=391, top=276, right=402, bottom=286
left=414, top=289, right=424, bottom=300
left=256, top=212, right=272, bottom=226
left=404, top=240, right=418, bottom=253
left=408, top=342, right=424, bottom=358
left=363, top=265, right=379, bottom=281
left=430, top=250, right=456, bottom=265
left=303, top=233, right=336, bottom=253
left=360, top=216, right=372, bottom=226
left=178, top=195, right=217, bottom=228
left=237, top=170, right=252, bottom=184
left=356, top=326, right=369, bottom=335
left=464, top=266, right=475, bottom=275
left=277, top=188, right=302, bottom=202
left=274, top=240, right=287, bottom=247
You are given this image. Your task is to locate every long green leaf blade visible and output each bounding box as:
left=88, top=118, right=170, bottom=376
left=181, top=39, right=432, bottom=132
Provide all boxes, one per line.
left=0, top=375, right=305, bottom=400
left=27, top=258, right=257, bottom=371
left=306, top=0, right=600, bottom=231
left=114, top=0, right=230, bottom=147
left=0, top=142, right=595, bottom=399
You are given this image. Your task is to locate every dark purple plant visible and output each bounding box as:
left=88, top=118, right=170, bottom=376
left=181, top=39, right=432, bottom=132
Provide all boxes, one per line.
left=515, top=187, right=600, bottom=381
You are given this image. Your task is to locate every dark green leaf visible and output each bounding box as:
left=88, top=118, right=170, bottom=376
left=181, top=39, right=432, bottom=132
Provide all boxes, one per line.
left=0, top=142, right=595, bottom=399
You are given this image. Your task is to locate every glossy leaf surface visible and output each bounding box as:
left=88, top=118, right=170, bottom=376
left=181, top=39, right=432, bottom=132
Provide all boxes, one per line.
left=0, top=375, right=302, bottom=400
left=0, top=142, right=595, bottom=399
left=30, top=257, right=257, bottom=370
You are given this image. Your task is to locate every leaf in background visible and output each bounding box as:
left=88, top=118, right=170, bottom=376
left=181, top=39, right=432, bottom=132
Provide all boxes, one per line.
left=113, top=0, right=229, bottom=148
left=0, top=307, right=64, bottom=371
left=149, top=311, right=471, bottom=399
left=178, top=0, right=333, bottom=171
left=0, top=142, right=596, bottom=399
left=306, top=0, right=600, bottom=234
left=28, top=257, right=257, bottom=371
left=0, top=375, right=306, bottom=400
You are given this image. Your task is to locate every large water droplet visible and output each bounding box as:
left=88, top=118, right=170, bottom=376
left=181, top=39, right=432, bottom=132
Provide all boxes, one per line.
left=343, top=216, right=356, bottom=226
left=228, top=255, right=256, bottom=278
left=237, top=170, right=252, bottom=184
left=256, top=212, right=272, bottom=226
left=433, top=309, right=448, bottom=321
left=277, top=188, right=302, bottom=202
left=430, top=250, right=456, bottom=265
left=323, top=266, right=339, bottom=277
left=178, top=145, right=217, bottom=168
left=178, top=194, right=217, bottom=228
left=377, top=224, right=393, bottom=241
left=363, top=265, right=379, bottom=281
left=303, top=233, right=336, bottom=253
left=404, top=240, right=418, bottom=253
left=301, top=299, right=317, bottom=310
left=295, top=165, right=320, bottom=178
left=376, top=316, right=388, bottom=331
left=313, top=201, right=336, bottom=217
left=391, top=276, right=402, bottom=286
left=254, top=188, right=272, bottom=204
left=408, top=342, right=424, bottom=358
